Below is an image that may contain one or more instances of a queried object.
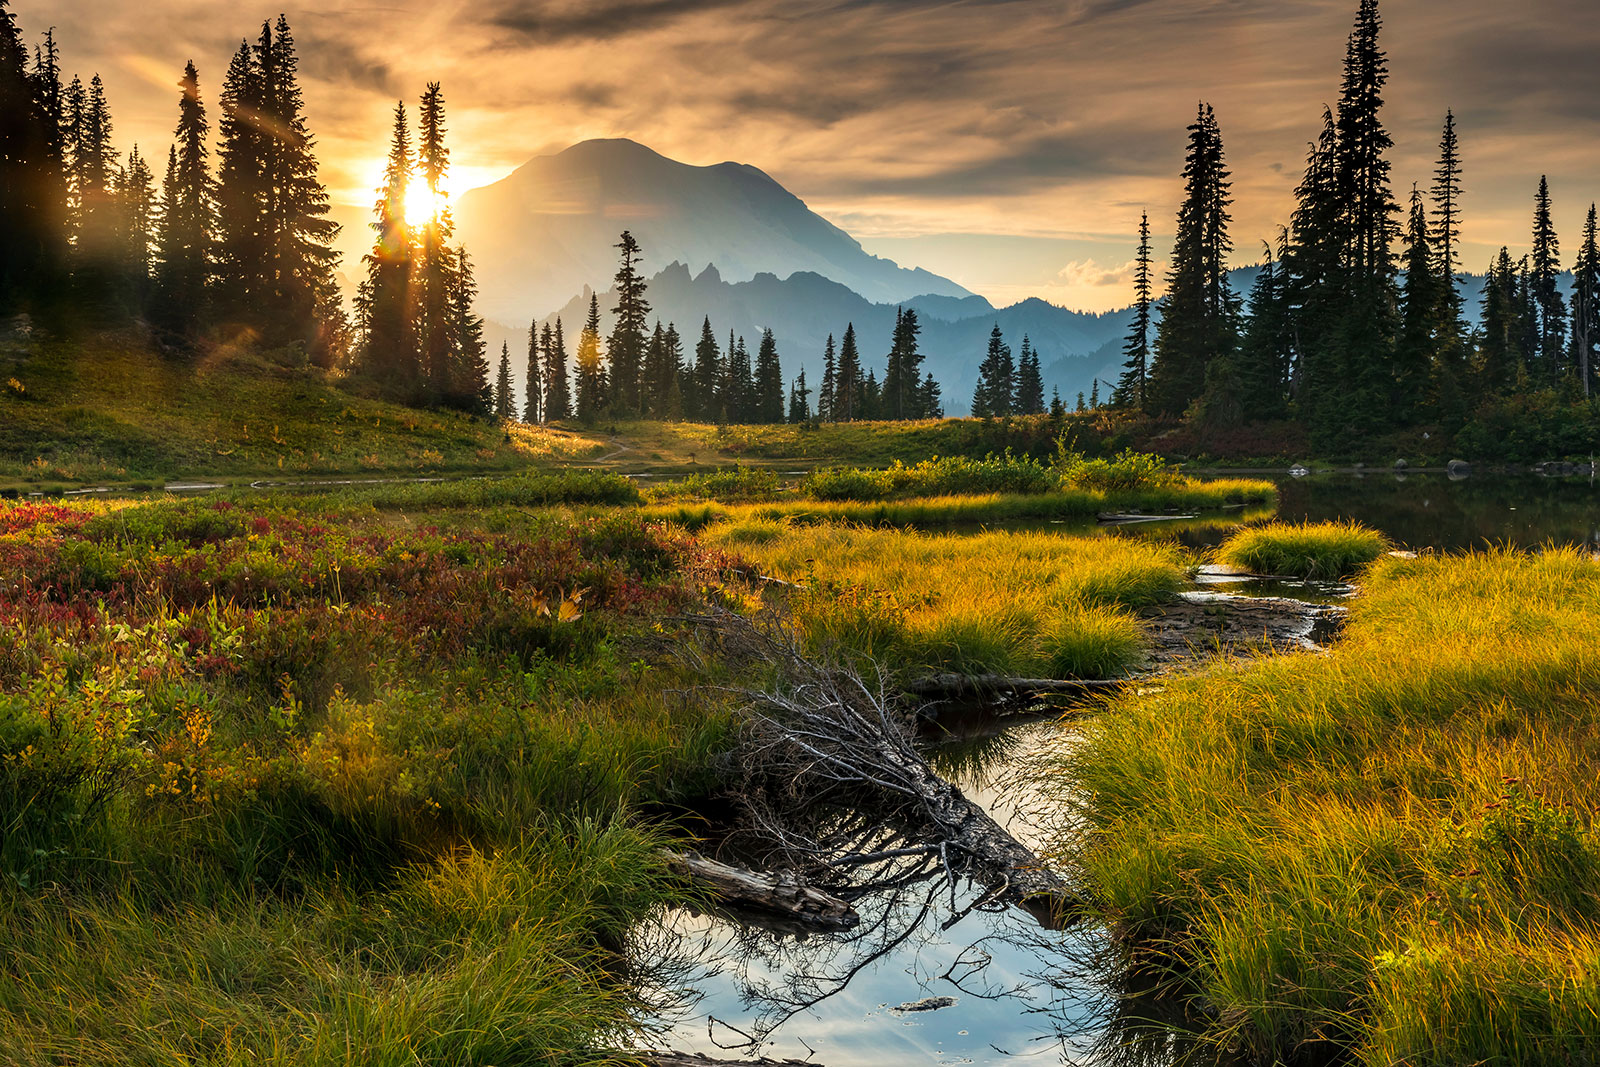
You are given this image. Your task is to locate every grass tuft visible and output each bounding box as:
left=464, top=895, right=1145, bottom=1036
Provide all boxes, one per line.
left=1217, top=519, right=1389, bottom=578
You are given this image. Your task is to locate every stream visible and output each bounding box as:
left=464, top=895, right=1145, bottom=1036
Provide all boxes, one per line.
left=632, top=472, right=1600, bottom=1064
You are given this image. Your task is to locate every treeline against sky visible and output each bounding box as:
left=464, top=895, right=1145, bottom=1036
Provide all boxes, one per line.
left=1114, top=0, right=1600, bottom=451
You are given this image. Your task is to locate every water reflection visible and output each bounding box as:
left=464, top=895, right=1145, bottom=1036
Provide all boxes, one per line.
left=633, top=718, right=1119, bottom=1065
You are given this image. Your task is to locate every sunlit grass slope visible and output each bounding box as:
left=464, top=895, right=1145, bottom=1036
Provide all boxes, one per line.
left=0, top=335, right=604, bottom=486
left=705, top=520, right=1188, bottom=678
left=1217, top=519, right=1389, bottom=578
left=0, top=494, right=738, bottom=1063
left=1067, top=547, right=1600, bottom=1064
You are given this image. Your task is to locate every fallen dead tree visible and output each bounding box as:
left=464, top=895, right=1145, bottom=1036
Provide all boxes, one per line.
left=679, top=608, right=1080, bottom=924
left=663, top=850, right=858, bottom=930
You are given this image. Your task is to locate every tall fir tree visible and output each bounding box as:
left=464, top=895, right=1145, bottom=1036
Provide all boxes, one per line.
left=833, top=324, right=861, bottom=421
left=724, top=333, right=752, bottom=423
left=1572, top=205, right=1600, bottom=399
left=662, top=322, right=684, bottom=419
left=256, top=17, right=341, bottom=358
left=818, top=333, right=837, bottom=422
left=3, top=10, right=61, bottom=307
left=972, top=323, right=1016, bottom=417
left=451, top=249, right=490, bottom=415
left=1529, top=175, right=1568, bottom=385
left=116, top=145, right=156, bottom=307
left=575, top=292, right=606, bottom=423
left=214, top=41, right=263, bottom=323
left=1114, top=210, right=1154, bottom=411
left=358, top=101, right=416, bottom=392
left=525, top=321, right=545, bottom=423
left=788, top=367, right=811, bottom=423
left=545, top=317, right=572, bottom=420
left=691, top=317, right=720, bottom=421
left=1393, top=184, right=1441, bottom=421
left=1234, top=234, right=1294, bottom=419
left=494, top=342, right=514, bottom=419
left=70, top=73, right=121, bottom=314
left=1430, top=110, right=1465, bottom=340
left=1327, top=0, right=1399, bottom=439
left=642, top=321, right=669, bottom=415
left=919, top=373, right=943, bottom=418
left=1477, top=248, right=1521, bottom=397
left=153, top=60, right=213, bottom=337
left=752, top=328, right=785, bottom=423
left=881, top=307, right=925, bottom=419
left=607, top=231, right=650, bottom=414
left=1015, top=334, right=1045, bottom=414
left=416, top=82, right=457, bottom=404
left=1148, top=103, right=1237, bottom=417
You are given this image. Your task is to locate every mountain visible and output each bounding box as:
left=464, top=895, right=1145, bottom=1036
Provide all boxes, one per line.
left=453, top=139, right=973, bottom=326
left=541, top=263, right=1131, bottom=415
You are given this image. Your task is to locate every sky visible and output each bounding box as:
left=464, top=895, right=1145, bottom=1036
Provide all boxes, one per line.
left=16, top=0, right=1600, bottom=312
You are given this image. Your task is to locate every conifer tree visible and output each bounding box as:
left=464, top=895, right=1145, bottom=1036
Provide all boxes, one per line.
left=607, top=231, right=650, bottom=414
left=1148, top=103, right=1237, bottom=417
left=860, top=367, right=881, bottom=420
left=920, top=373, right=943, bottom=418
left=1477, top=248, right=1521, bottom=396
left=3, top=11, right=61, bottom=306
left=1235, top=235, right=1294, bottom=419
left=214, top=41, right=263, bottom=321
left=575, top=293, right=606, bottom=423
left=153, top=60, right=213, bottom=337
left=1089, top=379, right=1100, bottom=408
left=415, top=82, right=456, bottom=402
left=1075, top=391, right=1086, bottom=413
left=724, top=334, right=752, bottom=422
left=1529, top=175, right=1568, bottom=384
left=833, top=324, right=861, bottom=421
left=788, top=368, right=811, bottom=423
left=452, top=249, right=490, bottom=415
left=689, top=317, right=719, bottom=420
left=116, top=145, right=156, bottom=306
left=545, top=317, right=572, bottom=420
left=1015, top=334, right=1045, bottom=414
left=972, top=323, right=1015, bottom=417
left=1114, top=210, right=1153, bottom=411
left=1430, top=110, right=1465, bottom=339
left=1326, top=0, right=1399, bottom=437
left=642, top=321, right=668, bottom=416
left=753, top=328, right=785, bottom=423
left=818, top=333, right=837, bottom=422
left=881, top=307, right=925, bottom=419
left=70, top=74, right=121, bottom=311
left=1393, top=184, right=1441, bottom=421
left=1572, top=205, right=1600, bottom=399
left=525, top=322, right=544, bottom=423
left=662, top=322, right=684, bottom=419
left=256, top=17, right=341, bottom=357
left=494, top=342, right=514, bottom=419
left=1049, top=387, right=1065, bottom=417
left=358, top=101, right=416, bottom=392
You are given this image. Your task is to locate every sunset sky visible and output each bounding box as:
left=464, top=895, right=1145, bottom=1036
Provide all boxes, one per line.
left=18, top=0, right=1600, bottom=311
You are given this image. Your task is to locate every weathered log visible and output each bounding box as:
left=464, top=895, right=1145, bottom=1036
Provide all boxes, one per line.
left=907, top=673, right=1126, bottom=699
left=1097, top=512, right=1198, bottom=525
left=663, top=850, right=859, bottom=930
left=631, top=1054, right=817, bottom=1067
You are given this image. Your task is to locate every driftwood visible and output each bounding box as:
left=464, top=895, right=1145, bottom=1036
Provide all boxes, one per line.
left=663, top=850, right=859, bottom=930
left=907, top=673, right=1126, bottom=699
left=632, top=1054, right=817, bottom=1067
left=1097, top=512, right=1197, bottom=525
left=682, top=609, right=1081, bottom=925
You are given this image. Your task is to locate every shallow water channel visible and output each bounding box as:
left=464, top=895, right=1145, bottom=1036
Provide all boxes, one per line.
left=633, top=472, right=1600, bottom=1063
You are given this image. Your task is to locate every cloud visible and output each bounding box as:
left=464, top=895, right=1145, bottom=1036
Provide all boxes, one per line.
left=1056, top=258, right=1139, bottom=288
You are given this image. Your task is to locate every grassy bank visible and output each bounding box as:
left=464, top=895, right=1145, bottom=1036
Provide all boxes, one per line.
left=1217, top=519, right=1389, bottom=578
left=0, top=335, right=605, bottom=487
left=704, top=521, right=1188, bottom=679
left=0, top=493, right=739, bottom=1063
left=1066, top=548, right=1600, bottom=1063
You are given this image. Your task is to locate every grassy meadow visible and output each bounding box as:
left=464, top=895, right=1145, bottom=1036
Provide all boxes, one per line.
left=1065, top=547, right=1600, bottom=1064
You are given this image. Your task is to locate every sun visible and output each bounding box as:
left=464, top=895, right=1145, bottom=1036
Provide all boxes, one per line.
left=402, top=175, right=446, bottom=227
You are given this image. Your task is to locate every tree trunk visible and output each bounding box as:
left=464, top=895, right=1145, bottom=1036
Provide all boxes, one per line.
left=664, top=850, right=859, bottom=930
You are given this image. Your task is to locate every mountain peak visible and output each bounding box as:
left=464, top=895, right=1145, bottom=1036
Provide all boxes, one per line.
left=453, top=138, right=973, bottom=324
